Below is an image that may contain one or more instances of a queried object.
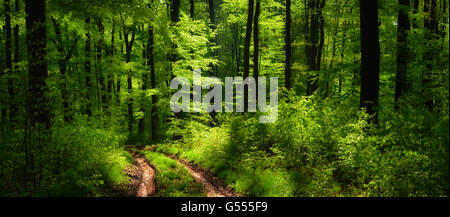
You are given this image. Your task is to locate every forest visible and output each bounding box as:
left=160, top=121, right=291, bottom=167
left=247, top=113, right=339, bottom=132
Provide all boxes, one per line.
left=0, top=0, right=448, bottom=197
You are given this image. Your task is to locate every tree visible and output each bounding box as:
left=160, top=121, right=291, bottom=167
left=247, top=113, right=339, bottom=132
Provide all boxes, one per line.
left=170, top=0, right=180, bottom=23
left=285, top=0, right=292, bottom=90
left=208, top=0, right=217, bottom=76
left=123, top=25, right=136, bottom=134
left=148, top=23, right=158, bottom=141
left=96, top=18, right=108, bottom=118
left=25, top=0, right=50, bottom=128
left=5, top=0, right=13, bottom=122
left=85, top=17, right=92, bottom=117
left=190, top=0, right=195, bottom=19
left=394, top=0, right=410, bottom=109
left=243, top=0, right=254, bottom=112
left=169, top=0, right=180, bottom=80
left=51, top=17, right=78, bottom=122
left=423, top=0, right=438, bottom=111
left=253, top=0, right=260, bottom=97
left=359, top=0, right=380, bottom=124
left=305, top=0, right=325, bottom=96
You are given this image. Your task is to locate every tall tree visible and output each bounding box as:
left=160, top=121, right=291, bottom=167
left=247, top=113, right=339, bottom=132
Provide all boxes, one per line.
left=51, top=17, right=78, bottom=122
left=359, top=0, right=380, bottom=124
left=12, top=0, right=20, bottom=123
left=96, top=18, right=108, bottom=118
left=305, top=0, right=325, bottom=96
left=423, top=0, right=438, bottom=110
left=170, top=0, right=180, bottom=23
left=85, top=17, right=92, bottom=117
left=123, top=26, right=136, bottom=134
left=253, top=0, right=260, bottom=96
left=208, top=0, right=217, bottom=76
left=148, top=23, right=158, bottom=141
left=394, top=0, right=411, bottom=109
left=285, top=0, right=292, bottom=90
left=169, top=0, right=180, bottom=80
left=190, top=0, right=195, bottom=19
left=243, top=0, right=254, bottom=112
left=412, top=0, right=420, bottom=28
left=25, top=0, right=50, bottom=128
left=5, top=0, right=13, bottom=122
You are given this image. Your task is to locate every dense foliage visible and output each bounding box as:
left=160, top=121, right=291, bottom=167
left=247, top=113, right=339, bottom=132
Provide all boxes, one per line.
left=0, top=0, right=448, bottom=196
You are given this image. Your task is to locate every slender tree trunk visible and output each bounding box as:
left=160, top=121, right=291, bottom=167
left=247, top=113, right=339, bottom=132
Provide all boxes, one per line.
left=12, top=0, right=20, bottom=124
left=208, top=0, right=217, bottom=76
left=413, top=0, right=419, bottom=29
left=207, top=0, right=218, bottom=121
left=106, top=20, right=114, bottom=117
left=305, top=0, right=325, bottom=96
left=148, top=22, right=158, bottom=141
left=190, top=0, right=195, bottom=19
left=85, top=18, right=92, bottom=117
left=51, top=17, right=77, bottom=122
left=96, top=19, right=108, bottom=118
left=338, top=21, right=349, bottom=96
left=233, top=24, right=243, bottom=76
left=359, top=0, right=381, bottom=124
left=5, top=0, right=13, bottom=123
left=169, top=0, right=180, bottom=80
left=124, top=27, right=135, bottom=135
left=253, top=0, right=260, bottom=96
left=394, top=0, right=410, bottom=109
left=243, top=0, right=254, bottom=112
left=423, top=0, right=438, bottom=111
left=139, top=39, right=148, bottom=134
left=285, top=0, right=292, bottom=90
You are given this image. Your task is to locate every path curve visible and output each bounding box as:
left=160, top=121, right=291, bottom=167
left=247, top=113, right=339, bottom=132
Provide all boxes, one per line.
left=172, top=156, right=241, bottom=197
left=132, top=153, right=156, bottom=197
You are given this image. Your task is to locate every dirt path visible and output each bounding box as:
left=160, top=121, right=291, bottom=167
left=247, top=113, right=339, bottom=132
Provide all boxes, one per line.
left=172, top=156, right=241, bottom=197
left=131, top=153, right=156, bottom=197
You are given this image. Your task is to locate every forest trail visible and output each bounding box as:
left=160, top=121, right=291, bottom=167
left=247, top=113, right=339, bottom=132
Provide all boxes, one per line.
left=131, top=153, right=156, bottom=197
left=167, top=154, right=242, bottom=197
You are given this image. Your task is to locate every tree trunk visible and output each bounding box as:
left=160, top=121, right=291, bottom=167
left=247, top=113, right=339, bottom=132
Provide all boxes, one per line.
left=423, top=0, right=438, bottom=111
left=25, top=0, right=50, bottom=128
left=96, top=19, right=108, bottom=118
left=12, top=0, right=20, bottom=124
left=5, top=0, right=14, bottom=123
left=148, top=22, right=158, bottom=141
left=394, top=0, right=410, bottom=109
left=124, top=27, right=135, bottom=135
left=305, top=0, right=325, bottom=96
left=85, top=18, right=92, bottom=117
left=169, top=0, right=180, bottom=80
left=253, top=0, right=260, bottom=96
left=285, top=0, right=292, bottom=90
left=51, top=17, right=77, bottom=122
left=106, top=20, right=114, bottom=117
left=139, top=39, right=148, bottom=134
left=412, top=0, right=419, bottom=29
left=208, top=0, right=218, bottom=76
left=190, top=0, right=195, bottom=19
left=243, top=0, right=254, bottom=112
left=359, top=0, right=380, bottom=124
left=170, top=0, right=180, bottom=23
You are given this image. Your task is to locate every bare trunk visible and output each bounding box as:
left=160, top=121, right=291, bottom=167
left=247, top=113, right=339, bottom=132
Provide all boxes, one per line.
left=243, top=0, right=254, bottom=112
left=359, top=0, right=381, bottom=124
